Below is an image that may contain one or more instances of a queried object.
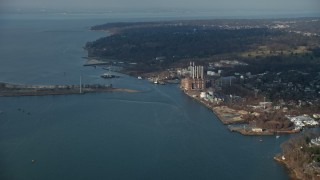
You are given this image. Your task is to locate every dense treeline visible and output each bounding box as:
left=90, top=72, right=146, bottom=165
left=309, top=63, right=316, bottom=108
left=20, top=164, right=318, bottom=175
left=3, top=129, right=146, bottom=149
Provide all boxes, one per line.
left=234, top=56, right=320, bottom=74
left=91, top=22, right=158, bottom=31
left=85, top=26, right=281, bottom=62
left=230, top=56, right=320, bottom=102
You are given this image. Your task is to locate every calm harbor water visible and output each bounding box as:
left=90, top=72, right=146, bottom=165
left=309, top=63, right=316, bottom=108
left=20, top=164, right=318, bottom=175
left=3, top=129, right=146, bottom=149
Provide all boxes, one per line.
left=0, top=13, right=292, bottom=180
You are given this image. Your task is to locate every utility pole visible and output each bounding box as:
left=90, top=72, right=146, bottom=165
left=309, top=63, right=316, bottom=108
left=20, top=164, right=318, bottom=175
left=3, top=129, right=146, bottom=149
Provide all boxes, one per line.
left=254, top=89, right=259, bottom=98
left=80, top=75, right=82, bottom=94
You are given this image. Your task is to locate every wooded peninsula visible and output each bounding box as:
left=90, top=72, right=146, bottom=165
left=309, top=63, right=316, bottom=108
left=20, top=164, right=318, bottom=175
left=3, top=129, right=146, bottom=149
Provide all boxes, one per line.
left=85, top=17, right=320, bottom=179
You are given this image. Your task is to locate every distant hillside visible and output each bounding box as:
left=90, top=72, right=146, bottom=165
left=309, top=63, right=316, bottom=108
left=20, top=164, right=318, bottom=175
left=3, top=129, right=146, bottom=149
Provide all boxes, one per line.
left=85, top=18, right=320, bottom=72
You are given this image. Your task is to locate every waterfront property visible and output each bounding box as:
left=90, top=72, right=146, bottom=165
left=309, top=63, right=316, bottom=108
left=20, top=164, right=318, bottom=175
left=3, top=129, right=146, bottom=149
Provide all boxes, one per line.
left=286, top=115, right=319, bottom=130
left=180, top=62, right=206, bottom=90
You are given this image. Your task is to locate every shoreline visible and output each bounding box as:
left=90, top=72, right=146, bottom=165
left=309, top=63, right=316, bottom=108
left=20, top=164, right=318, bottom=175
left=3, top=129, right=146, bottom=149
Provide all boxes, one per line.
left=182, top=89, right=300, bottom=136
left=183, top=87, right=306, bottom=178
left=274, top=155, right=302, bottom=180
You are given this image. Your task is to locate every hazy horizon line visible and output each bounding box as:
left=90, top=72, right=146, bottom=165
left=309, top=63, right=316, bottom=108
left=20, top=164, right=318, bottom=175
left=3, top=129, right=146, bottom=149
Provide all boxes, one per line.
left=2, top=6, right=320, bottom=13
left=1, top=7, right=319, bottom=19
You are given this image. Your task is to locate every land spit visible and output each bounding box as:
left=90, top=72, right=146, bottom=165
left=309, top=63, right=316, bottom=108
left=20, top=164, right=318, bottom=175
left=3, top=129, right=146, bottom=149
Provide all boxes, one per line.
left=0, top=82, right=139, bottom=97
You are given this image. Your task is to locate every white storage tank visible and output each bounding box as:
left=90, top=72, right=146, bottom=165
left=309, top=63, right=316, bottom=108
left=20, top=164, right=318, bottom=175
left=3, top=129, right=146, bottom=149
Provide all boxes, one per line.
left=200, top=92, right=207, bottom=98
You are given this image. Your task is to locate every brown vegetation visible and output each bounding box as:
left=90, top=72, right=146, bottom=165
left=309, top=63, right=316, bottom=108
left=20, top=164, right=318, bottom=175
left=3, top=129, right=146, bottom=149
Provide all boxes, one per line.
left=277, top=133, right=320, bottom=180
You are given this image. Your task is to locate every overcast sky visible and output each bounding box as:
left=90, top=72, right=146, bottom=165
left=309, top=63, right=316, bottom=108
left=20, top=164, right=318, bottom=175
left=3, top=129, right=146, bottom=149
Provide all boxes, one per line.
left=1, top=0, right=319, bottom=13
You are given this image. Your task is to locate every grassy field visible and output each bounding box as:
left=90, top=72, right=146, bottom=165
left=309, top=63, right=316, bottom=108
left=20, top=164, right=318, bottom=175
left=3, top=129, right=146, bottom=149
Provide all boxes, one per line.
left=240, top=46, right=311, bottom=58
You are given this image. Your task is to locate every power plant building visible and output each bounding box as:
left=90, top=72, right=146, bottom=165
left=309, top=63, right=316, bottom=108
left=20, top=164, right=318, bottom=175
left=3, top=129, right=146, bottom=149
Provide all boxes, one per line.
left=181, top=62, right=206, bottom=90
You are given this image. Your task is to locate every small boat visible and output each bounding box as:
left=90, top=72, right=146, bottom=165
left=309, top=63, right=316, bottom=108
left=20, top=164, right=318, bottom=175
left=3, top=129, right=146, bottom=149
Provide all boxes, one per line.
left=276, top=135, right=280, bottom=139
left=100, top=73, right=119, bottom=79
left=137, top=76, right=142, bottom=80
left=154, top=76, right=159, bottom=84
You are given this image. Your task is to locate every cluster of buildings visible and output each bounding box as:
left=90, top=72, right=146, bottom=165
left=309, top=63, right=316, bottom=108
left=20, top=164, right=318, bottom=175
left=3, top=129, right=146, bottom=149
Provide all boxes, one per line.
left=286, top=115, right=319, bottom=130
left=179, top=61, right=246, bottom=92
left=178, top=61, right=320, bottom=132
